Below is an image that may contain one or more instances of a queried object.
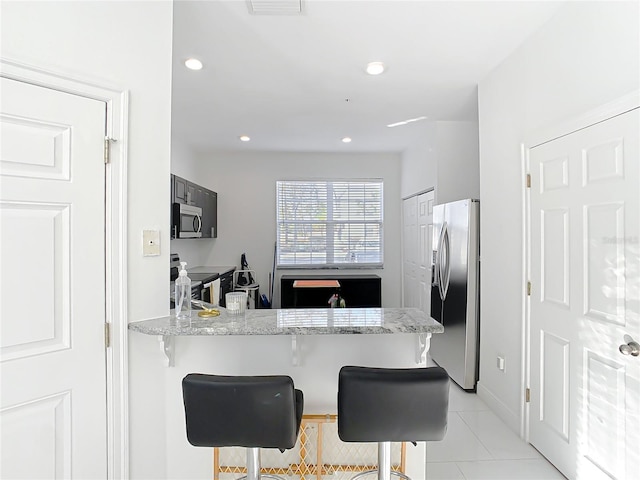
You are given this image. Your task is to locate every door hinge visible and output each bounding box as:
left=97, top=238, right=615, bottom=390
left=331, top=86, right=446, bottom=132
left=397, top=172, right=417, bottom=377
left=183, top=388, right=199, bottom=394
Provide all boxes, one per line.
left=525, top=388, right=531, bottom=403
left=527, top=281, right=532, bottom=296
left=104, top=137, right=116, bottom=164
left=104, top=322, right=111, bottom=349
left=526, top=173, right=531, bottom=188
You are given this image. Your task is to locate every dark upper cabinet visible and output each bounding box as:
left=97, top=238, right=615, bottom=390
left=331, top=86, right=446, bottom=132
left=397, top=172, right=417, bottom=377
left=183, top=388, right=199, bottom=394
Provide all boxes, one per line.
left=186, top=182, right=198, bottom=206
left=171, top=174, right=218, bottom=239
left=170, top=174, right=175, bottom=207
left=174, top=175, right=188, bottom=204
left=173, top=174, right=200, bottom=206
left=198, top=188, right=218, bottom=238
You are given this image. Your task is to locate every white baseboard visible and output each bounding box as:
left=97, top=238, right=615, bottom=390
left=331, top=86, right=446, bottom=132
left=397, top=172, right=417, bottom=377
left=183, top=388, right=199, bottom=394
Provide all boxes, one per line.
left=476, top=381, right=522, bottom=436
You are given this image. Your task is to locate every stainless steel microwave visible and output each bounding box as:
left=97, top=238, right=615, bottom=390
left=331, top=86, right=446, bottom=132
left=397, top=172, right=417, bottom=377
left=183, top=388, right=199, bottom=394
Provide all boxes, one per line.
left=172, top=203, right=202, bottom=238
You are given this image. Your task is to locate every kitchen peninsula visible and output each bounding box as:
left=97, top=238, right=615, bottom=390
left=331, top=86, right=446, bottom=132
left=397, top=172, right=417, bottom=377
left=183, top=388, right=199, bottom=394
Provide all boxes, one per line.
left=130, top=307, right=441, bottom=367
left=130, top=306, right=441, bottom=336
left=129, top=307, right=443, bottom=479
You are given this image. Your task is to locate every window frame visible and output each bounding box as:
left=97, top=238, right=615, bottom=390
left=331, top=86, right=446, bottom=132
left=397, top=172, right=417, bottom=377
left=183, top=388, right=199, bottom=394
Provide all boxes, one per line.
left=276, top=179, right=384, bottom=269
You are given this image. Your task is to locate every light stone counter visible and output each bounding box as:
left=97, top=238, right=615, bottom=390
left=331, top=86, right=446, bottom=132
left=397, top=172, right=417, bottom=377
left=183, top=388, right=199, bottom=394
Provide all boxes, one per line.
left=128, top=307, right=443, bottom=337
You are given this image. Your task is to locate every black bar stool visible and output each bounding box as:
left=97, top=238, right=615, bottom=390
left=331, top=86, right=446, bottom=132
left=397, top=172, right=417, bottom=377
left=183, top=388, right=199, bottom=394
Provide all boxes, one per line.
left=338, top=366, right=449, bottom=480
left=182, top=374, right=304, bottom=480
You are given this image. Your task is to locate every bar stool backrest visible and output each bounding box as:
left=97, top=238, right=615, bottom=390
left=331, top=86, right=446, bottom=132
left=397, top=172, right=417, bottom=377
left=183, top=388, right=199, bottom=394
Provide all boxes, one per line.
left=338, top=366, right=449, bottom=443
left=182, top=373, right=303, bottom=449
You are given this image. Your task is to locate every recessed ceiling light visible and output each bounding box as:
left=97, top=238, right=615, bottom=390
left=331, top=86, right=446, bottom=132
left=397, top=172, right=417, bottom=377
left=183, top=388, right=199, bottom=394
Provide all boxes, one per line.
left=184, top=58, right=203, bottom=71
left=342, top=137, right=352, bottom=143
left=366, top=62, right=385, bottom=75
left=387, top=116, right=428, bottom=128
left=239, top=135, right=251, bottom=142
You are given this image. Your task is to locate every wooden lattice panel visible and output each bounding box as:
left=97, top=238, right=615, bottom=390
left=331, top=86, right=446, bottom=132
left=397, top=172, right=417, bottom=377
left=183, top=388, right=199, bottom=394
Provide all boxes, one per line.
left=213, top=415, right=406, bottom=480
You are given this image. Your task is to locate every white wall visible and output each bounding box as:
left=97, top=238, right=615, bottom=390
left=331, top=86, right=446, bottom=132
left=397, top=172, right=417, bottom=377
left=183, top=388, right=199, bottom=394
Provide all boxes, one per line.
left=171, top=139, right=200, bottom=181
left=1, top=1, right=174, bottom=478
left=400, top=122, right=437, bottom=198
left=477, top=1, right=640, bottom=431
left=435, top=121, right=480, bottom=204
left=175, top=151, right=403, bottom=307
left=170, top=139, right=213, bottom=267
left=400, top=120, right=479, bottom=203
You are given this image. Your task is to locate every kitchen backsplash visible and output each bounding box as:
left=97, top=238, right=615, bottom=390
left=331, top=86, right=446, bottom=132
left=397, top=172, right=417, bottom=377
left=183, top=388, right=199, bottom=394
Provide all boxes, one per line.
left=170, top=239, right=212, bottom=269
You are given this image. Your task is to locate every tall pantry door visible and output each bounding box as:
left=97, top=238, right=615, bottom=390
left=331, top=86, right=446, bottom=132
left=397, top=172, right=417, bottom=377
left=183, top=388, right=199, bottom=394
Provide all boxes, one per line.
left=529, top=108, right=639, bottom=480
left=403, top=196, right=418, bottom=307
left=0, top=77, right=108, bottom=478
left=417, top=191, right=435, bottom=316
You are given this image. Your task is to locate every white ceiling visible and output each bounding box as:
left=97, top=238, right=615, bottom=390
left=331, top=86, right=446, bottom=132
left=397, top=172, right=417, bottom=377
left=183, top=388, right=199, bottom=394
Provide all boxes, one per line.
left=171, top=0, right=565, bottom=153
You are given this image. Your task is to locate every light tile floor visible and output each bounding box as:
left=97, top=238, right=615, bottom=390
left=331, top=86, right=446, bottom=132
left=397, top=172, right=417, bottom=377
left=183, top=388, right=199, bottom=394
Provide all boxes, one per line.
left=425, top=380, right=567, bottom=480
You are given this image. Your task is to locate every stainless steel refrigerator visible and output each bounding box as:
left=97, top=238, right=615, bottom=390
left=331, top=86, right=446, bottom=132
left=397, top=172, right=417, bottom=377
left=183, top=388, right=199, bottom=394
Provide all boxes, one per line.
left=430, top=199, right=480, bottom=391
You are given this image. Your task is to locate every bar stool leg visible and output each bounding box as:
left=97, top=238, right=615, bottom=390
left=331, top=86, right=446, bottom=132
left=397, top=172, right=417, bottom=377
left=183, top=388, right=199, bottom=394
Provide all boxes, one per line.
left=378, top=442, right=411, bottom=480
left=378, top=442, right=391, bottom=480
left=350, top=441, right=411, bottom=480
left=243, top=449, right=287, bottom=480
left=246, top=447, right=260, bottom=480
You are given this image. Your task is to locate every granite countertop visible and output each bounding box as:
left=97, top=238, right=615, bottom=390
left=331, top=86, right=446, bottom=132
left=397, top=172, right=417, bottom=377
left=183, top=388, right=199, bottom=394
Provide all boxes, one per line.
left=128, top=307, right=443, bottom=337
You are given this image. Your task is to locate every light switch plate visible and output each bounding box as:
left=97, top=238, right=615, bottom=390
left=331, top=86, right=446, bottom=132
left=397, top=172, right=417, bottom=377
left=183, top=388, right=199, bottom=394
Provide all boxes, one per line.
left=143, top=229, right=160, bottom=256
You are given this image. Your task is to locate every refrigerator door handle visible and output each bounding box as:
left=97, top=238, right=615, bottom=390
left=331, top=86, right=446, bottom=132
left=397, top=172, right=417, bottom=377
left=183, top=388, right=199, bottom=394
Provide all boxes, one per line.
left=436, top=222, right=448, bottom=301
left=433, top=227, right=442, bottom=289
left=441, top=223, right=451, bottom=299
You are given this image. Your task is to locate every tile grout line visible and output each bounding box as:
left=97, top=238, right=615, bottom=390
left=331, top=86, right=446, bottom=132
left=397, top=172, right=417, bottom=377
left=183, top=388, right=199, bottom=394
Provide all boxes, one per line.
left=457, top=409, right=547, bottom=462
left=454, top=410, right=496, bottom=461
left=430, top=389, right=566, bottom=479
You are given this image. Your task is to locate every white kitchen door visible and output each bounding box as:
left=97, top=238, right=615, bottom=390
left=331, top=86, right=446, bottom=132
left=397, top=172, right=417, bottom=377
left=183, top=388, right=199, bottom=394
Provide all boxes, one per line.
left=417, top=191, right=434, bottom=316
left=0, top=77, right=108, bottom=478
left=529, top=107, right=640, bottom=479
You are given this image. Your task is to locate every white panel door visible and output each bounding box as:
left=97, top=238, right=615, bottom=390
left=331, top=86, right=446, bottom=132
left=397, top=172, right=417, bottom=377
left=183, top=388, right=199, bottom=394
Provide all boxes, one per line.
left=0, top=77, right=108, bottom=478
left=403, top=196, right=418, bottom=307
left=417, top=191, right=434, bottom=315
left=529, top=108, right=639, bottom=480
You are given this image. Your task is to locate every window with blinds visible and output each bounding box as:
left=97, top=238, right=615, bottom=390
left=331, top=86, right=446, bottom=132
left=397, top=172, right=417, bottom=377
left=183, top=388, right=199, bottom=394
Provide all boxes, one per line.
left=276, top=180, right=383, bottom=267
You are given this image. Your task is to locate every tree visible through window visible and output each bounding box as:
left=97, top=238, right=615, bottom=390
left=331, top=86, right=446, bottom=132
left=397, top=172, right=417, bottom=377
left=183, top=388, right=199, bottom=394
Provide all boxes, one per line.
left=276, top=180, right=383, bottom=267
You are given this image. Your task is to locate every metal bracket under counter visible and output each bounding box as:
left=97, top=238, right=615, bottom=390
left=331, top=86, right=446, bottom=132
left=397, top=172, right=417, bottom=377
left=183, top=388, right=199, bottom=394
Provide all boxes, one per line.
left=291, top=335, right=299, bottom=366
left=159, top=335, right=175, bottom=367
left=416, top=332, right=431, bottom=364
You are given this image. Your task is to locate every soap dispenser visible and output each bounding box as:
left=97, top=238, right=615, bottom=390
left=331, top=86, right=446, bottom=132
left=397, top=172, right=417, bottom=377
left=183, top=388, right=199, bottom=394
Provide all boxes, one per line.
left=175, top=261, right=192, bottom=320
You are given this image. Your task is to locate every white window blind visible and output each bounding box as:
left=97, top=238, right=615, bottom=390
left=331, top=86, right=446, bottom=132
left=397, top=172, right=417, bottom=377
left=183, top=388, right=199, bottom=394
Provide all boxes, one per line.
left=276, top=180, right=383, bottom=267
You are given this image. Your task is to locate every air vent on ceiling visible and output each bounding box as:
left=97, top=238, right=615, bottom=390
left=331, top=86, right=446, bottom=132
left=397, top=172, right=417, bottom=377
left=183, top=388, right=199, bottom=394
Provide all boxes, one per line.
left=248, top=0, right=303, bottom=15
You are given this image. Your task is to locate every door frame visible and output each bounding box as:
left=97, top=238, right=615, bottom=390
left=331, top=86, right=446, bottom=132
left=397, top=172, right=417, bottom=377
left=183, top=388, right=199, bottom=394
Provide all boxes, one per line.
left=1, top=58, right=130, bottom=479
left=521, top=90, right=640, bottom=441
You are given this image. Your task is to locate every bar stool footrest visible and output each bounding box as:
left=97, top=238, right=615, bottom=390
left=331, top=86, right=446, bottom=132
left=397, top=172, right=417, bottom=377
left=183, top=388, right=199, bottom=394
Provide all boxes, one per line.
left=350, top=470, right=412, bottom=480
